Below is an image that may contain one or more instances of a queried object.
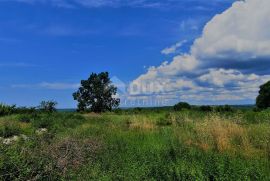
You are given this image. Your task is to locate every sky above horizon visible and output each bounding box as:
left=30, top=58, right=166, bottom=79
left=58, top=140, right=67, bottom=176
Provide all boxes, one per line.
left=0, top=0, right=270, bottom=108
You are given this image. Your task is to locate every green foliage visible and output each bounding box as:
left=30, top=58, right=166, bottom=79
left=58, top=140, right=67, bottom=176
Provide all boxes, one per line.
left=73, top=72, right=120, bottom=113
left=15, top=106, right=37, bottom=114
left=1, top=110, right=270, bottom=180
left=32, top=114, right=53, bottom=129
left=38, top=101, right=58, bottom=113
left=173, top=102, right=191, bottom=111
left=18, top=114, right=32, bottom=123
left=156, top=113, right=173, bottom=126
left=256, top=81, right=270, bottom=109
left=31, top=113, right=86, bottom=132
left=0, top=104, right=37, bottom=117
left=0, top=137, right=101, bottom=180
left=0, top=104, right=16, bottom=116
left=214, top=105, right=234, bottom=112
left=199, top=105, right=213, bottom=112
left=0, top=122, right=21, bottom=138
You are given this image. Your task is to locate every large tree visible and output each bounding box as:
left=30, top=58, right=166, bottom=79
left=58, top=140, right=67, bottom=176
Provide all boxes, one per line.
left=73, top=72, right=120, bottom=113
left=256, top=81, right=270, bottom=109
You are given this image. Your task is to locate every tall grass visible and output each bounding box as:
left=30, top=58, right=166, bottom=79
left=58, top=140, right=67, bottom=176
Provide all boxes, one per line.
left=0, top=110, right=270, bottom=180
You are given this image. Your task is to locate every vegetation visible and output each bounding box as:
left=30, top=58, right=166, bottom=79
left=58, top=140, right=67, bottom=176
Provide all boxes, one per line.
left=0, top=104, right=36, bottom=116
left=0, top=108, right=270, bottom=180
left=256, top=81, right=270, bottom=109
left=73, top=72, right=120, bottom=113
left=199, top=105, right=213, bottom=112
left=38, top=100, right=58, bottom=113
left=0, top=78, right=269, bottom=180
left=173, top=102, right=191, bottom=111
left=0, top=104, right=16, bottom=116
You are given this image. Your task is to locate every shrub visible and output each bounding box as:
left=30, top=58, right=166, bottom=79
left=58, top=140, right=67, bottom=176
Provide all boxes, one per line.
left=15, top=107, right=37, bottom=114
left=214, top=105, right=234, bottom=112
left=18, top=114, right=32, bottom=123
left=174, top=102, right=191, bottom=111
left=38, top=101, right=58, bottom=113
left=0, top=104, right=16, bottom=116
left=0, top=137, right=102, bottom=180
left=199, top=105, right=213, bottom=112
left=0, top=122, right=21, bottom=138
left=31, top=115, right=53, bottom=129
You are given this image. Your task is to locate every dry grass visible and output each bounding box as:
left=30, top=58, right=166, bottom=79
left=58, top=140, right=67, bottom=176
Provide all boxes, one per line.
left=128, top=115, right=156, bottom=130
left=45, top=137, right=102, bottom=176
left=181, top=114, right=266, bottom=157
left=167, top=113, right=270, bottom=158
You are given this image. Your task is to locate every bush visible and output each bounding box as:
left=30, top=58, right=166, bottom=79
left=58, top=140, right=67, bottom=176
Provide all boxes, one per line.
left=174, top=102, right=191, bottom=111
left=199, top=105, right=213, bottom=112
left=15, top=107, right=37, bottom=114
left=214, top=105, right=234, bottom=112
left=0, top=104, right=16, bottom=116
left=0, top=122, right=21, bottom=138
left=38, top=101, right=58, bottom=113
left=0, top=137, right=102, bottom=180
left=18, top=115, right=32, bottom=123
left=32, top=116, right=53, bottom=129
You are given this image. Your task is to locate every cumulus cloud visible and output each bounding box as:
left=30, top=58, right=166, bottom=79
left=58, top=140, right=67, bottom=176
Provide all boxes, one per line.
left=128, top=0, right=270, bottom=105
left=161, top=40, right=187, bottom=55
left=198, top=68, right=260, bottom=87
left=192, top=0, right=270, bottom=68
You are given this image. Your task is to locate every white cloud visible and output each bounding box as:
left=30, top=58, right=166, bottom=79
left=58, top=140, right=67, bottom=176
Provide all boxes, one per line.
left=128, top=0, right=270, bottom=104
left=192, top=0, right=270, bottom=62
left=161, top=40, right=187, bottom=55
left=12, top=82, right=79, bottom=90
left=198, top=68, right=260, bottom=87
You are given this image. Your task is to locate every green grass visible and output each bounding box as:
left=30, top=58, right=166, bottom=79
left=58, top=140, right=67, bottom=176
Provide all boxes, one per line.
left=0, top=110, right=270, bottom=180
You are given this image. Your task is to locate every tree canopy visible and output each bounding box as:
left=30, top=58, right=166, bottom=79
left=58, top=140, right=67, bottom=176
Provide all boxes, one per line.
left=73, top=72, right=120, bottom=113
left=256, top=81, right=270, bottom=109
left=173, top=102, right=191, bottom=111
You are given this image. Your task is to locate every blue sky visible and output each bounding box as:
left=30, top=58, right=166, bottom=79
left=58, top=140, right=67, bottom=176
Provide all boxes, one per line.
left=0, top=0, right=269, bottom=108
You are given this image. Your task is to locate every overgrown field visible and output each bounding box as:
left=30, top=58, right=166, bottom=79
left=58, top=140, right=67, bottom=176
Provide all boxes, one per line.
left=1, top=109, right=270, bottom=180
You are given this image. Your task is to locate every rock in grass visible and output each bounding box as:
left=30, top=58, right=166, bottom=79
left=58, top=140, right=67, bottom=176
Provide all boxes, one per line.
left=35, top=128, right=48, bottom=135
left=2, top=135, right=20, bottom=145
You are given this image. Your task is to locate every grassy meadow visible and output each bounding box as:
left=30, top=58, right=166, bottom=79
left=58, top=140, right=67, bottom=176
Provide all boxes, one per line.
left=1, top=108, right=270, bottom=180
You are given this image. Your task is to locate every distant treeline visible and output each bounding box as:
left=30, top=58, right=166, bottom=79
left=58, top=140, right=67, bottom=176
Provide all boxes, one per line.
left=0, top=104, right=36, bottom=116
left=0, top=102, right=259, bottom=117
left=0, top=101, right=58, bottom=116
left=113, top=103, right=256, bottom=114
